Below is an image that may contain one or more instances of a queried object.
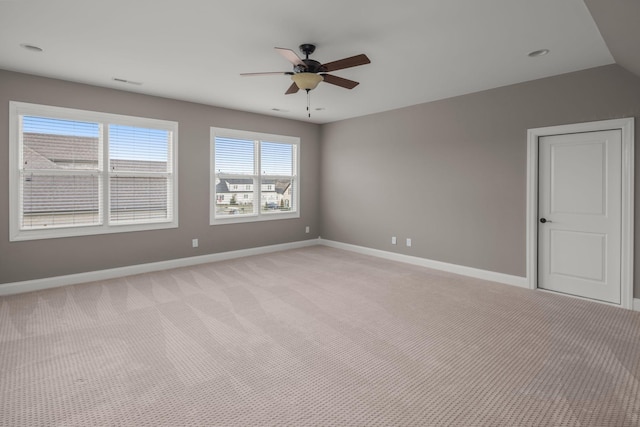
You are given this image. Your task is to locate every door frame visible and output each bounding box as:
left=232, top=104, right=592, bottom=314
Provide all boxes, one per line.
left=526, top=118, right=634, bottom=309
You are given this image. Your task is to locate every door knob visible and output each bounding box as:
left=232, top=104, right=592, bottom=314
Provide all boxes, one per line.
left=539, top=218, right=552, bottom=223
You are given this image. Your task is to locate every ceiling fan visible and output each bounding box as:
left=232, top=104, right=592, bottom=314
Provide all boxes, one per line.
left=241, top=44, right=371, bottom=96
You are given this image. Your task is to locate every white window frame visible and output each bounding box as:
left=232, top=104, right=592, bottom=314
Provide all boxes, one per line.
left=210, top=127, right=300, bottom=225
left=9, top=101, right=179, bottom=241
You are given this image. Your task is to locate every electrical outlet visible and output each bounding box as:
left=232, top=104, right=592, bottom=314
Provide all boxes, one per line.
left=391, top=236, right=397, bottom=245
left=305, top=226, right=310, bottom=233
left=192, top=238, right=198, bottom=248
left=406, top=238, right=412, bottom=247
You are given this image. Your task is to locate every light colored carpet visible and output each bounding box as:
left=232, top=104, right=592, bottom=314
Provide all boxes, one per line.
left=1, top=246, right=639, bottom=426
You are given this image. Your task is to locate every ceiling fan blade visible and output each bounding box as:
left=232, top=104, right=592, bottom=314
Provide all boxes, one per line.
left=240, top=71, right=293, bottom=76
left=275, top=47, right=305, bottom=66
left=321, top=54, right=370, bottom=72
left=285, top=82, right=299, bottom=95
left=320, top=74, right=359, bottom=89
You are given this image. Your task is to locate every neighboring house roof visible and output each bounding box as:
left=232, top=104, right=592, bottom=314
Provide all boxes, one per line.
left=23, top=132, right=98, bottom=169
left=224, top=178, right=253, bottom=185
left=21, top=132, right=169, bottom=213
left=215, top=180, right=229, bottom=193
left=23, top=132, right=167, bottom=172
left=23, top=146, right=59, bottom=170
left=111, top=159, right=167, bottom=173
left=272, top=179, right=291, bottom=195
left=216, top=178, right=291, bottom=195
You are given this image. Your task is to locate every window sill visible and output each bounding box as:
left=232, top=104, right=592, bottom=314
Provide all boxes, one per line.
left=10, top=220, right=179, bottom=242
left=210, top=211, right=299, bottom=225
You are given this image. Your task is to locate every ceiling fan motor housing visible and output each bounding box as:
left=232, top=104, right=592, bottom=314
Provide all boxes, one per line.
left=295, top=59, right=325, bottom=74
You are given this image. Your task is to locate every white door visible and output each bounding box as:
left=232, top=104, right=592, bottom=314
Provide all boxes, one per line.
left=538, top=130, right=622, bottom=304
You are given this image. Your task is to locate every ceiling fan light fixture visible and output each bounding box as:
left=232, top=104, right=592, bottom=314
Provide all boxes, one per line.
left=291, top=72, right=323, bottom=90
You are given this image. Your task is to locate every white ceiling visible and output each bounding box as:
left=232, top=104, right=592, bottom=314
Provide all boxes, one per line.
left=0, top=0, right=614, bottom=124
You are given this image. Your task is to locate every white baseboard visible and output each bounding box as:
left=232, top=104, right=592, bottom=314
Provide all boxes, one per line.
left=634, top=299, right=640, bottom=312
left=0, top=238, right=319, bottom=296
left=2, top=237, right=633, bottom=307
left=318, top=238, right=528, bottom=289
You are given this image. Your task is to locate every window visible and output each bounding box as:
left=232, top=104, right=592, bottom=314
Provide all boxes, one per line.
left=211, top=127, right=299, bottom=224
left=10, top=102, right=178, bottom=241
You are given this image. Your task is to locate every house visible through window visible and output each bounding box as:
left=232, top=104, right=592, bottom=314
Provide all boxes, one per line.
left=210, top=127, right=299, bottom=224
left=10, top=102, right=178, bottom=241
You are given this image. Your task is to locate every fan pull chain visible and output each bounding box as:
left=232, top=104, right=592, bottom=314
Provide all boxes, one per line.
left=306, top=89, right=311, bottom=118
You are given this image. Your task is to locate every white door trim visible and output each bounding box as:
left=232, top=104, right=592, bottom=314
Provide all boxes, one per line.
left=526, top=118, right=634, bottom=309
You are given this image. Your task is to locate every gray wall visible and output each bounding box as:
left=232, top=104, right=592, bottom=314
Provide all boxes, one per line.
left=3, top=65, right=640, bottom=300
left=0, top=70, right=321, bottom=284
left=320, top=64, right=640, bottom=298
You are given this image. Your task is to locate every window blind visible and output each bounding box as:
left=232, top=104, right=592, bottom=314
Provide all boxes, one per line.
left=109, top=125, right=172, bottom=224
left=11, top=101, right=179, bottom=241
left=20, top=116, right=102, bottom=229
left=260, top=141, right=296, bottom=213
left=214, top=137, right=257, bottom=217
left=260, top=141, right=293, bottom=176
left=214, top=137, right=255, bottom=175
left=211, top=129, right=299, bottom=223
